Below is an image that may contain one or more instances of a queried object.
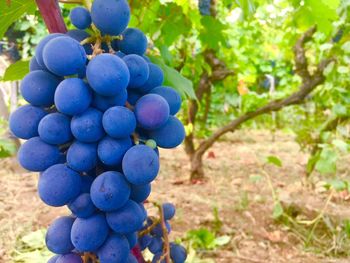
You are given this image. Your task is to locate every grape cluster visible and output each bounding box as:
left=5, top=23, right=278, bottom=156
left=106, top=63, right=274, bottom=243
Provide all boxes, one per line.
left=198, top=0, right=212, bottom=16
left=10, top=1, right=187, bottom=262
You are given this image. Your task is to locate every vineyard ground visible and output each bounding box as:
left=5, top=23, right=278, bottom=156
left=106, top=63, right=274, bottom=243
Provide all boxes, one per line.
left=1, top=130, right=350, bottom=263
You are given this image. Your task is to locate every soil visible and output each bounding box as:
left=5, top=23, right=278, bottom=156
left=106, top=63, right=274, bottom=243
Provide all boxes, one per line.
left=1, top=130, right=350, bottom=263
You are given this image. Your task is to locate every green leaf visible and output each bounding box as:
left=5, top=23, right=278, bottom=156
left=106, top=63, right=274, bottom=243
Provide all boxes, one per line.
left=150, top=57, right=196, bottom=99
left=0, top=0, right=37, bottom=39
left=0, top=139, right=17, bottom=158
left=2, top=60, right=30, bottom=81
left=266, top=155, right=282, bottom=167
left=315, top=148, right=337, bottom=174
left=187, top=228, right=216, bottom=249
left=21, top=229, right=46, bottom=249
left=272, top=202, right=284, bottom=219
left=332, top=139, right=348, bottom=153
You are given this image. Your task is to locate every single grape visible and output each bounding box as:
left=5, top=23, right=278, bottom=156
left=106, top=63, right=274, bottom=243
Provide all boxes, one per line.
left=127, top=90, right=143, bottom=106
left=162, top=203, right=176, bottom=220
left=148, top=237, right=163, bottom=254
left=137, top=63, right=164, bottom=93
left=125, top=232, right=137, bottom=248
left=38, top=113, right=72, bottom=145
left=29, top=56, right=44, bottom=71
left=102, top=106, right=136, bottom=138
left=71, top=213, right=109, bottom=252
left=71, top=108, right=105, bottom=143
left=91, top=0, right=130, bottom=36
left=68, top=193, right=96, bottom=218
left=90, top=171, right=130, bottom=212
left=46, top=216, right=75, bottom=254
left=106, top=200, right=144, bottom=234
left=151, top=221, right=171, bottom=237
left=47, top=255, right=60, bottom=263
left=35, top=33, right=65, bottom=68
left=54, top=78, right=92, bottom=116
left=170, top=243, right=187, bottom=263
left=92, top=89, right=127, bottom=112
left=18, top=137, right=61, bottom=171
left=149, top=86, right=182, bottom=115
left=130, top=183, right=151, bottom=203
left=148, top=116, right=185, bottom=149
left=145, top=139, right=157, bottom=149
left=86, top=54, right=130, bottom=96
left=20, top=70, right=61, bottom=107
left=70, top=7, right=92, bottom=30
left=138, top=234, right=152, bottom=250
left=123, top=54, right=149, bottom=88
left=97, top=136, right=132, bottom=167
left=38, top=164, right=81, bottom=207
left=67, top=141, right=98, bottom=172
left=135, top=94, right=170, bottom=130
left=138, top=203, right=148, bottom=222
left=97, top=234, right=130, bottom=263
left=9, top=105, right=46, bottom=139
left=43, top=36, right=87, bottom=76
left=199, top=0, right=211, bottom=16
left=56, top=253, right=83, bottom=263
left=66, top=29, right=93, bottom=55
left=122, top=145, right=159, bottom=185
left=118, top=28, right=148, bottom=55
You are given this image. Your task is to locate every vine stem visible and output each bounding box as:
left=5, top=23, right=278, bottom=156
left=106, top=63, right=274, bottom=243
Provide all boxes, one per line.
left=154, top=203, right=171, bottom=263
left=35, top=0, right=67, bottom=34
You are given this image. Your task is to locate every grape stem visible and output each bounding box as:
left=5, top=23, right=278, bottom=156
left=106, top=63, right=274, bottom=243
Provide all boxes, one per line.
left=154, top=202, right=171, bottom=263
left=35, top=0, right=67, bottom=34
left=138, top=216, right=161, bottom=237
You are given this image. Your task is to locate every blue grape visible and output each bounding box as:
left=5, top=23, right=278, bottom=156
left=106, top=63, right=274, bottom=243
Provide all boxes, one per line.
left=130, top=183, right=151, bottom=203
left=90, top=171, right=130, bottom=212
left=97, top=234, right=129, bottom=263
left=135, top=94, right=170, bottom=130
left=71, top=108, right=105, bottom=143
left=148, top=237, right=163, bottom=254
left=127, top=90, right=143, bottom=105
left=20, top=70, right=61, bottom=107
left=86, top=54, right=130, bottom=96
left=80, top=175, right=95, bottom=193
left=170, top=243, right=187, bottom=263
left=148, top=116, right=185, bottom=149
left=97, top=136, right=132, bottom=167
left=46, top=216, right=75, bottom=254
left=116, top=51, right=126, bottom=58
left=123, top=54, right=149, bottom=88
left=9, top=105, right=46, bottom=139
left=122, top=145, right=159, bottom=185
left=163, top=203, right=176, bottom=220
left=56, top=253, right=83, bottom=263
left=92, top=89, right=127, bottom=111
left=71, top=213, right=109, bottom=252
left=151, top=221, right=171, bottom=237
left=38, top=113, right=72, bottom=145
left=127, top=254, right=138, bottom=263
left=199, top=0, right=211, bottom=16
left=48, top=255, right=60, bottom=263
left=137, top=63, right=164, bottom=93
left=106, top=200, right=144, bottom=234
left=138, top=234, right=152, bottom=250
left=66, top=29, right=93, bottom=55
left=43, top=36, right=87, bottom=76
left=138, top=203, right=148, bottom=222
left=102, top=106, right=136, bottom=138
left=118, top=28, right=148, bottom=55
left=67, top=141, right=97, bottom=172
left=70, top=7, right=92, bottom=30
left=142, top=55, right=151, bottom=63
left=91, top=0, right=130, bottom=36
left=30, top=56, right=44, bottom=71
left=150, top=86, right=182, bottom=115
left=68, top=193, right=96, bottom=218
left=18, top=137, right=61, bottom=171
left=54, top=78, right=92, bottom=116
left=35, top=33, right=65, bottom=68
left=126, top=232, right=137, bottom=248
left=38, top=164, right=81, bottom=207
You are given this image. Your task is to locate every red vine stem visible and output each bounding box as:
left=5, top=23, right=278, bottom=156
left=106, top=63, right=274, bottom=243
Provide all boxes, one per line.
left=35, top=0, right=67, bottom=34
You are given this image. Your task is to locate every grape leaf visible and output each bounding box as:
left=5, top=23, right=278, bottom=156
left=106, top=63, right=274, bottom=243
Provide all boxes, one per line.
left=2, top=59, right=30, bottom=81
left=0, top=0, right=37, bottom=39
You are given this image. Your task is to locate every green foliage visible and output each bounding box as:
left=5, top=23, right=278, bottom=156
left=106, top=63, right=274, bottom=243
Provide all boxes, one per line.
left=186, top=228, right=230, bottom=250
left=2, top=60, right=29, bottom=81
left=266, top=155, right=283, bottom=167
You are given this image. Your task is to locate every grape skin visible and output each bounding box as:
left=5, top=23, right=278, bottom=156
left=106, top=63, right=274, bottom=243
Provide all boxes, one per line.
left=67, top=141, right=98, bottom=172
left=97, top=234, right=130, bottom=263
left=162, top=203, right=176, bottom=220
left=29, top=56, right=44, bottom=71
left=97, top=136, right=132, bottom=167
left=92, top=89, right=127, bottom=112
left=9, top=105, right=46, bottom=139
left=66, top=29, right=93, bottom=55
left=125, top=232, right=137, bottom=248
left=56, top=253, right=83, bottom=263
left=86, top=54, right=130, bottom=96
left=70, top=7, right=92, bottom=30
left=68, top=193, right=96, bottom=218
left=123, top=54, right=150, bottom=88
left=149, top=86, right=182, bottom=115
left=43, top=36, right=87, bottom=76
left=38, top=113, right=72, bottom=145
left=20, top=70, right=61, bottom=107
left=71, top=213, right=109, bottom=252
left=35, top=33, right=65, bottom=69
left=118, top=28, right=148, bottom=56
left=130, top=183, right=151, bottom=203
left=46, top=216, right=75, bottom=254
left=90, top=171, right=131, bottom=212
left=102, top=106, right=136, bottom=139
left=137, top=63, right=164, bottom=93
left=38, top=164, right=82, bottom=207
left=122, top=145, right=160, bottom=185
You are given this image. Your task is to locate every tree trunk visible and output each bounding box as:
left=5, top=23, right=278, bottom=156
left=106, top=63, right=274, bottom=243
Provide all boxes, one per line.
left=190, top=152, right=205, bottom=182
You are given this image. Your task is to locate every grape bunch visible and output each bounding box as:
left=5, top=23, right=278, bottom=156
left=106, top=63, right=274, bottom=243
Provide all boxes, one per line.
left=10, top=0, right=187, bottom=262
left=198, top=0, right=212, bottom=16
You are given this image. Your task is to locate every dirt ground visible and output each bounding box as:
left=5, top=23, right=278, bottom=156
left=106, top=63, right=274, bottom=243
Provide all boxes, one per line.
left=1, top=130, right=350, bottom=263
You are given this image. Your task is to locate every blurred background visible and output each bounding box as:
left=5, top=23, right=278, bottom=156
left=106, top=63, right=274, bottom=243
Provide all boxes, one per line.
left=1, top=0, right=350, bottom=262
